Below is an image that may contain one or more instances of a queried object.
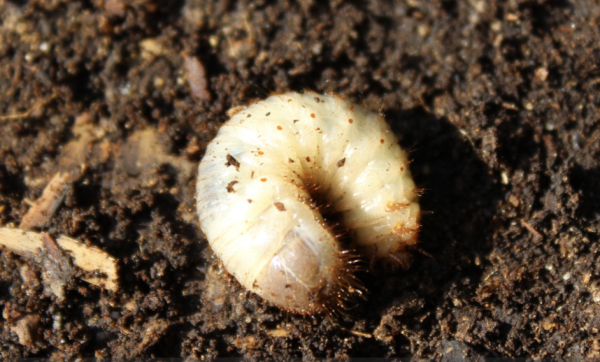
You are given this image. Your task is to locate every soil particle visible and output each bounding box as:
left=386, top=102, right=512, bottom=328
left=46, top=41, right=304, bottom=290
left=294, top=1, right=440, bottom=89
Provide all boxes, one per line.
left=10, top=313, right=44, bottom=349
left=1, top=0, right=600, bottom=359
left=184, top=55, right=212, bottom=102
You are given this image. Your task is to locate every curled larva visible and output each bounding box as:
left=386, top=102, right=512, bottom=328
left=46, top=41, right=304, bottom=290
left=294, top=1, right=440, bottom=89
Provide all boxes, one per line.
left=196, top=92, right=420, bottom=314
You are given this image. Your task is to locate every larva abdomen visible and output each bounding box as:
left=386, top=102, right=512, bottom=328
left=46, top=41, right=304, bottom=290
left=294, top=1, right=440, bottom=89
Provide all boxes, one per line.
left=196, top=92, right=420, bottom=314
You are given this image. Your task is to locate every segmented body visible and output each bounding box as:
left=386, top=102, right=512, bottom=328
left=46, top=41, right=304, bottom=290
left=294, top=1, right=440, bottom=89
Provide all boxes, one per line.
left=196, top=92, right=420, bottom=314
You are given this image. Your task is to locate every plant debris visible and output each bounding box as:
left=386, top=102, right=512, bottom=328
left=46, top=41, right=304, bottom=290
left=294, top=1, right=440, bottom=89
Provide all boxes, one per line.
left=0, top=228, right=118, bottom=295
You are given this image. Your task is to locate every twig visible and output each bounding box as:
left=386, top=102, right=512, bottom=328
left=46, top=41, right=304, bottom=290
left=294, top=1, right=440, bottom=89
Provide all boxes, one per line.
left=0, top=93, right=58, bottom=121
left=520, top=219, right=543, bottom=239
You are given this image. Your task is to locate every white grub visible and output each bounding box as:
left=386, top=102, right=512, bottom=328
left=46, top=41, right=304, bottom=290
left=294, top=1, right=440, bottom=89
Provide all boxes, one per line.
left=0, top=228, right=118, bottom=293
left=196, top=92, right=421, bottom=314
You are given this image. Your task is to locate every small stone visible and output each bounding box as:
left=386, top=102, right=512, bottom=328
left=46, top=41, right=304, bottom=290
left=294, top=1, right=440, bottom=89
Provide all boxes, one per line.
left=39, top=42, right=50, bottom=52
left=535, top=67, right=549, bottom=82
left=154, top=77, right=165, bottom=90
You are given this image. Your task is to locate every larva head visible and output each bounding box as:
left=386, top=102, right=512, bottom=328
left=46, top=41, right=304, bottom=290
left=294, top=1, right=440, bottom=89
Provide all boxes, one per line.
left=252, top=231, right=333, bottom=312
left=248, top=202, right=363, bottom=315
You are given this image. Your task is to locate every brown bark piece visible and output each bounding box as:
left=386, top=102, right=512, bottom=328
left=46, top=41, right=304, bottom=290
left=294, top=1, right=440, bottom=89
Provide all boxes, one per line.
left=39, top=232, right=75, bottom=299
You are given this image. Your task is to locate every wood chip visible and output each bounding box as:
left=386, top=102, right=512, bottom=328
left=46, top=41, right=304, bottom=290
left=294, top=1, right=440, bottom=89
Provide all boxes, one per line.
left=0, top=228, right=118, bottom=292
left=19, top=171, right=73, bottom=230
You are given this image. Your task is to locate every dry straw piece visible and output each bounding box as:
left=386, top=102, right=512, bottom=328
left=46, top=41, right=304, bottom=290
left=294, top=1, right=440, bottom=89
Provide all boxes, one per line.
left=0, top=228, right=118, bottom=294
left=196, top=92, right=420, bottom=315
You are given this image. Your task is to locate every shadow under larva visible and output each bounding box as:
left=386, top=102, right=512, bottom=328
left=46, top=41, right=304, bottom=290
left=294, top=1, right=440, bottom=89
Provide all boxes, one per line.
left=195, top=91, right=421, bottom=315
left=361, top=105, right=502, bottom=339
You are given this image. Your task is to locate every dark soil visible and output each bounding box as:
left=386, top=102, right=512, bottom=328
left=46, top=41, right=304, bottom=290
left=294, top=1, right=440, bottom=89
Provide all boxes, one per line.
left=1, top=0, right=600, bottom=359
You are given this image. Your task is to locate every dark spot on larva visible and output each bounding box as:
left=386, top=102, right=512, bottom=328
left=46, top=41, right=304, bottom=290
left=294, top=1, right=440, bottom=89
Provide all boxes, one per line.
left=306, top=156, right=311, bottom=162
left=316, top=127, right=320, bottom=131
left=251, top=171, right=255, bottom=178
left=258, top=151, right=264, bottom=155
left=274, top=202, right=286, bottom=211
left=226, top=180, right=239, bottom=193
left=288, top=99, right=292, bottom=102
left=285, top=284, right=291, bottom=288
left=314, top=96, right=320, bottom=103
left=350, top=104, right=355, bottom=111
left=401, top=167, right=404, bottom=171
left=247, top=199, right=253, bottom=203
left=247, top=114, right=251, bottom=118
left=310, top=113, right=315, bottom=118
left=225, top=154, right=240, bottom=171
left=337, top=158, right=346, bottom=167
left=277, top=125, right=282, bottom=130
left=261, top=178, right=267, bottom=182
left=348, top=119, right=353, bottom=124
left=266, top=112, right=271, bottom=116
left=380, top=139, right=385, bottom=144
left=289, top=158, right=294, bottom=163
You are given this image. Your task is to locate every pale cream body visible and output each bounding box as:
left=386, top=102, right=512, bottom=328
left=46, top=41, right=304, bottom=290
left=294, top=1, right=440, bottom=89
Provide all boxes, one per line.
left=196, top=92, right=420, bottom=313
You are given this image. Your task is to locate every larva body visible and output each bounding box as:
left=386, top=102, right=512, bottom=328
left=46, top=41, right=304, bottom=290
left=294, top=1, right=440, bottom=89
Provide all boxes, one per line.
left=196, top=92, right=420, bottom=314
